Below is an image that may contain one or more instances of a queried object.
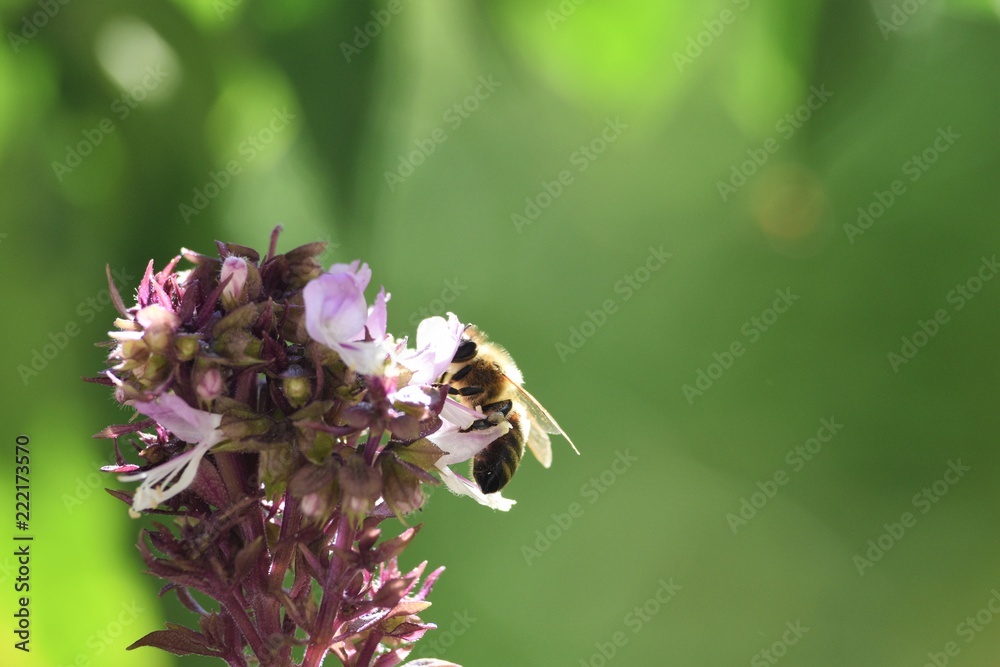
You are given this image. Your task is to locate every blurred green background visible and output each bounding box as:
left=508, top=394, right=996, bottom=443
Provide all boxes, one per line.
left=2, top=0, right=1000, bottom=665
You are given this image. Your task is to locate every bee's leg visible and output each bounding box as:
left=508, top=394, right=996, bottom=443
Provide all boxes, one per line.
left=481, top=400, right=512, bottom=419
left=461, top=401, right=511, bottom=432
left=450, top=364, right=472, bottom=382
left=447, top=383, right=481, bottom=396
left=461, top=417, right=494, bottom=431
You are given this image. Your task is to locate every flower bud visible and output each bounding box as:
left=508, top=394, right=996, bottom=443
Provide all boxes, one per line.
left=195, top=366, right=224, bottom=403
left=134, top=354, right=170, bottom=386
left=338, top=453, right=382, bottom=527
left=219, top=410, right=273, bottom=441
left=213, top=329, right=262, bottom=362
left=221, top=257, right=249, bottom=310
left=115, top=339, right=149, bottom=372
left=259, top=447, right=297, bottom=500
left=174, top=334, right=200, bottom=361
left=136, top=305, right=181, bottom=355
left=281, top=368, right=311, bottom=409
left=381, top=453, right=425, bottom=519
left=288, top=460, right=337, bottom=517
left=284, top=241, right=328, bottom=289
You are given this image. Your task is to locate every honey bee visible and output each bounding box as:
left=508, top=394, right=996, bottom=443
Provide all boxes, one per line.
left=441, top=325, right=579, bottom=494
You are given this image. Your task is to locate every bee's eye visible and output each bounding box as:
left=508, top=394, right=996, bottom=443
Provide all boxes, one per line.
left=453, top=339, right=477, bottom=363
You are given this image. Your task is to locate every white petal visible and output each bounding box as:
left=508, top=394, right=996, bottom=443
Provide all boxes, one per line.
left=136, top=304, right=181, bottom=329
left=439, top=398, right=485, bottom=430
left=399, top=313, right=464, bottom=385
left=123, top=392, right=225, bottom=514
left=331, top=339, right=390, bottom=376
left=120, top=439, right=215, bottom=512
left=108, top=330, right=145, bottom=341
left=428, top=418, right=509, bottom=466
left=391, top=384, right=436, bottom=409
left=435, top=464, right=515, bottom=511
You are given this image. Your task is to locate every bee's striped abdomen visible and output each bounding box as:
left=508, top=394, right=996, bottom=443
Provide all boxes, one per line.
left=472, top=424, right=523, bottom=494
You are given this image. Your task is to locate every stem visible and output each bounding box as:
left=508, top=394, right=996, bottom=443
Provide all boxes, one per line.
left=303, top=513, right=356, bottom=667
left=225, top=649, right=249, bottom=667
left=362, top=428, right=383, bottom=467
left=215, top=452, right=282, bottom=661
left=221, top=591, right=270, bottom=663
left=270, top=489, right=301, bottom=588
left=355, top=631, right=382, bottom=667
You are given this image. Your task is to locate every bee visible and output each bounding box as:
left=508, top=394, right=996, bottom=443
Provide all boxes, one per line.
left=441, top=325, right=579, bottom=494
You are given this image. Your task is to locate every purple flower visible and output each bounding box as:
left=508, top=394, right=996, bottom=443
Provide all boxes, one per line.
left=89, top=231, right=566, bottom=665
left=304, top=261, right=390, bottom=375
left=118, top=392, right=224, bottom=515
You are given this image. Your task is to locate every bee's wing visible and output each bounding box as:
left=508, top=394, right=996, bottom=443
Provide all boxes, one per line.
left=521, top=415, right=552, bottom=468
left=504, top=376, right=580, bottom=469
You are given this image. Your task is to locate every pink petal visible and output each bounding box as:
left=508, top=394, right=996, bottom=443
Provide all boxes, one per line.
left=304, top=273, right=367, bottom=343
left=130, top=392, right=223, bottom=446
left=362, top=286, right=389, bottom=341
